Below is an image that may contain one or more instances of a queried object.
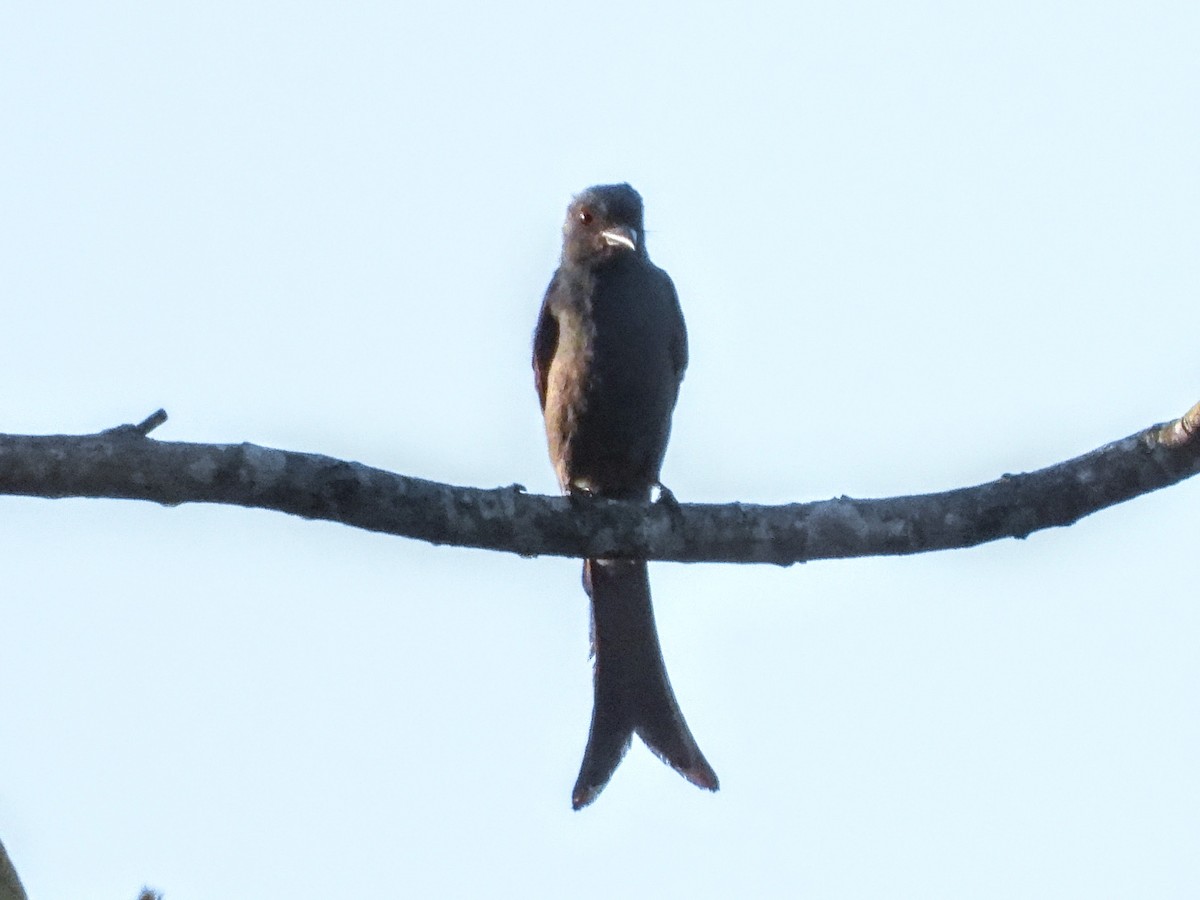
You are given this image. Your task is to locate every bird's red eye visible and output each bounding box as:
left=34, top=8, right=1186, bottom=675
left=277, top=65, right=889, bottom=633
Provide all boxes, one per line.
left=578, top=208, right=594, bottom=226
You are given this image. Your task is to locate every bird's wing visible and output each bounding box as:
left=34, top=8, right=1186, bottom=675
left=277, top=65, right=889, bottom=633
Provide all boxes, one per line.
left=664, top=274, right=688, bottom=382
left=532, top=276, right=561, bottom=411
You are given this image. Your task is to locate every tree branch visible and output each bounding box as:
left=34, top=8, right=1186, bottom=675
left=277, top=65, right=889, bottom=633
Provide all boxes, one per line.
left=0, top=836, right=27, bottom=900
left=1, top=402, right=1198, bottom=565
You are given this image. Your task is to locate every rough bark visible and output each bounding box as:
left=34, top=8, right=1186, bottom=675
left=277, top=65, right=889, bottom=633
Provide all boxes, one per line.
left=1, top=403, right=1197, bottom=565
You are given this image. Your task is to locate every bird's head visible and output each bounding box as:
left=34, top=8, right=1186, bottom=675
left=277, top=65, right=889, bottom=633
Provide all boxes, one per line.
left=561, top=183, right=647, bottom=265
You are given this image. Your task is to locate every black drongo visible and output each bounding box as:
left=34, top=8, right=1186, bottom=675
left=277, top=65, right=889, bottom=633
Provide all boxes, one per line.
left=533, top=183, right=718, bottom=809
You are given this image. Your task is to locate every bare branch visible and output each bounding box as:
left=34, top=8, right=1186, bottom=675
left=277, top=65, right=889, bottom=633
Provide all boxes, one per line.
left=0, top=836, right=28, bottom=900
left=1, top=405, right=1198, bottom=565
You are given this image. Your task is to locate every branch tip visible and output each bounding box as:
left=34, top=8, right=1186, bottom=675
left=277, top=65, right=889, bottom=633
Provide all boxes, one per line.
left=135, top=409, right=168, bottom=436
left=1157, top=400, right=1200, bottom=448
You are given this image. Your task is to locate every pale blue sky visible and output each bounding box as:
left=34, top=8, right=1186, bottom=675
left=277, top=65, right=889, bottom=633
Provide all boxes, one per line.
left=2, top=3, right=1199, bottom=897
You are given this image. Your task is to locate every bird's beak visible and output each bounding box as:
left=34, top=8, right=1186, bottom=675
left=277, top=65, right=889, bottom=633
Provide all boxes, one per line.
left=600, top=226, right=638, bottom=251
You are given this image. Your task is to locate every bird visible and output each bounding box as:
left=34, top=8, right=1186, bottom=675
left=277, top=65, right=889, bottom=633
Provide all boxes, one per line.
left=532, top=183, right=719, bottom=809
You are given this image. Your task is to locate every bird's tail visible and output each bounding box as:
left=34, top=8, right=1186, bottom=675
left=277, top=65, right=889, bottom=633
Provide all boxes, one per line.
left=572, top=558, right=719, bottom=809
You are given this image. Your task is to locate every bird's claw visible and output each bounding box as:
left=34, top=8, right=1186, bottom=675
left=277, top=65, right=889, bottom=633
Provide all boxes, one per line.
left=654, top=482, right=681, bottom=510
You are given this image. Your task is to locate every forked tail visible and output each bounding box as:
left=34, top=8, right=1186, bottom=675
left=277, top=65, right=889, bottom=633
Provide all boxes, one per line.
left=572, top=558, right=719, bottom=809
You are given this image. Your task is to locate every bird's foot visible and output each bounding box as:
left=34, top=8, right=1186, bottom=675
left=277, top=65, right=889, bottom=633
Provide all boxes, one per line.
left=653, top=481, right=686, bottom=528
left=653, top=481, right=680, bottom=510
left=566, top=484, right=596, bottom=509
